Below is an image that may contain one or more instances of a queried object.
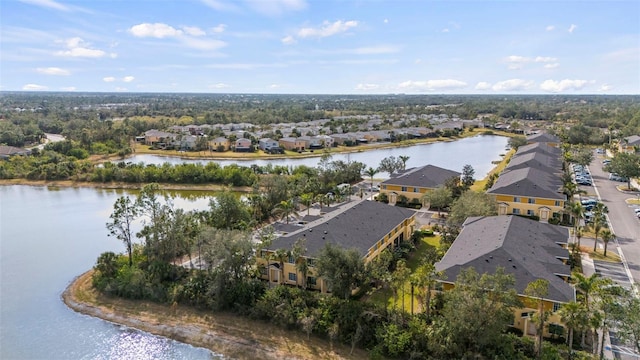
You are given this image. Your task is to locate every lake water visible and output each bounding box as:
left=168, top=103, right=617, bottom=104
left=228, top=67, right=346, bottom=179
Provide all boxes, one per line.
left=126, top=135, right=509, bottom=178
left=0, top=135, right=507, bottom=359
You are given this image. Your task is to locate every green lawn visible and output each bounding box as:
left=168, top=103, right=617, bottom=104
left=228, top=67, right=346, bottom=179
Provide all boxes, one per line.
left=471, top=148, right=515, bottom=192
left=366, top=234, right=441, bottom=313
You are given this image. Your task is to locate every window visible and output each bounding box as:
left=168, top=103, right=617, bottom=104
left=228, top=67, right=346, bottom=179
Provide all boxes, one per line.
left=307, top=276, right=317, bottom=286
left=527, top=210, right=534, bottom=216
left=528, top=198, right=535, bottom=204
left=401, top=186, right=408, bottom=192
left=288, top=255, right=295, bottom=264
left=553, top=302, right=561, bottom=312
left=306, top=258, right=314, bottom=267
left=382, top=185, right=387, bottom=190
left=414, top=187, right=419, bottom=193
left=288, top=272, right=297, bottom=282
left=514, top=197, right=521, bottom=202
left=555, top=201, right=561, bottom=206
left=512, top=208, right=521, bottom=215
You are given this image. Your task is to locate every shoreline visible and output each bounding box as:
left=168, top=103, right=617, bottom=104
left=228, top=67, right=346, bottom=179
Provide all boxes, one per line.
left=62, top=270, right=368, bottom=359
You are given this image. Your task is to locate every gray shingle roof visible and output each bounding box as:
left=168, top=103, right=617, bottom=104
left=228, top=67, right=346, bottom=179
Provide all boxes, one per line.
left=381, top=164, right=461, bottom=188
left=269, top=200, right=416, bottom=258
left=516, top=142, right=561, bottom=158
left=505, top=151, right=562, bottom=173
left=527, top=132, right=560, bottom=144
left=435, top=215, right=574, bottom=303
left=624, top=135, right=640, bottom=146
left=487, top=166, right=564, bottom=200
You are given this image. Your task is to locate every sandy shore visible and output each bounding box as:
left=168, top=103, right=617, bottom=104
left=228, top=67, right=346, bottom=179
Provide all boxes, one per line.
left=62, top=270, right=368, bottom=360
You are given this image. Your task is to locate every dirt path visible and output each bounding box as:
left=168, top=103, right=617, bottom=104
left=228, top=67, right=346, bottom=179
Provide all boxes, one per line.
left=62, top=271, right=368, bottom=360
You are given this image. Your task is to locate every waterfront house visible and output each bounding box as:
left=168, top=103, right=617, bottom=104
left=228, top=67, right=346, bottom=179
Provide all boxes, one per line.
left=435, top=215, right=574, bottom=337
left=209, top=137, right=230, bottom=152
left=256, top=201, right=416, bottom=293
left=0, top=145, right=30, bottom=160
left=258, top=138, right=279, bottom=151
left=380, top=164, right=461, bottom=205
left=527, top=132, right=561, bottom=147
left=234, top=138, right=253, bottom=152
left=279, top=137, right=306, bottom=151
left=143, top=129, right=177, bottom=147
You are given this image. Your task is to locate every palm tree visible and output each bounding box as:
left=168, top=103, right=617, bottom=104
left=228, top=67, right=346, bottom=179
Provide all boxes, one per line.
left=398, top=155, right=410, bottom=170
left=567, top=201, right=584, bottom=233
left=314, top=193, right=325, bottom=212
left=273, top=248, right=289, bottom=284
left=600, top=229, right=614, bottom=257
left=299, top=193, right=314, bottom=216
left=272, top=199, right=298, bottom=224
left=572, top=271, right=609, bottom=347
left=291, top=238, right=307, bottom=288
left=364, top=167, right=379, bottom=192
left=559, top=301, right=588, bottom=357
left=575, top=226, right=584, bottom=249
left=592, top=203, right=609, bottom=252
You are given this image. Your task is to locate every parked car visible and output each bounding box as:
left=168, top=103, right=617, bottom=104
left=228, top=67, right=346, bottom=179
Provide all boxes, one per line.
left=577, top=179, right=592, bottom=186
left=596, top=148, right=605, bottom=154
left=603, top=159, right=611, bottom=164
left=581, top=198, right=598, bottom=206
left=609, top=173, right=628, bottom=182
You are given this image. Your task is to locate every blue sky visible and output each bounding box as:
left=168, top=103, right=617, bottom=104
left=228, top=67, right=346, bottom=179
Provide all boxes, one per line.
left=1, top=0, right=638, bottom=94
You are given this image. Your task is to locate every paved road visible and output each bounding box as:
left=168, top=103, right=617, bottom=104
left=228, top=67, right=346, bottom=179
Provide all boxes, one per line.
left=587, top=152, right=640, bottom=291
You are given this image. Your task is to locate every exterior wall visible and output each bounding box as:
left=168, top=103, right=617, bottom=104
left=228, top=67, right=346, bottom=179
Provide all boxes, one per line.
left=512, top=298, right=567, bottom=338
left=493, top=194, right=564, bottom=221
left=380, top=184, right=431, bottom=202
left=279, top=139, right=306, bottom=151
left=209, top=139, right=230, bottom=151
left=364, top=214, right=416, bottom=262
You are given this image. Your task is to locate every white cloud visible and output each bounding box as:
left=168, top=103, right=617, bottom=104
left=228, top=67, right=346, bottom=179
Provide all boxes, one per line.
left=110, top=53, right=118, bottom=59
left=546, top=25, right=555, bottom=31
left=544, top=63, right=559, bottom=69
left=269, top=84, right=280, bottom=89
left=355, top=83, right=380, bottom=91
left=103, top=76, right=115, bottom=82
left=599, top=84, right=612, bottom=92
left=398, top=79, right=467, bottom=91
left=211, top=24, right=227, bottom=33
left=441, top=28, right=450, bottom=33
left=281, top=35, right=296, bottom=45
left=129, top=23, right=183, bottom=38
left=492, top=79, right=535, bottom=92
left=55, top=37, right=107, bottom=58
left=183, top=26, right=206, bottom=36
left=128, top=23, right=227, bottom=51
left=539, top=79, right=589, bottom=92
left=475, top=82, right=492, bottom=90
left=22, top=83, right=48, bottom=90
left=568, top=24, right=577, bottom=33
left=199, top=0, right=239, bottom=11
left=505, top=55, right=558, bottom=69
left=60, top=86, right=76, bottom=91
left=209, top=83, right=230, bottom=89
left=36, top=67, right=70, bottom=75
left=20, top=0, right=68, bottom=11
left=123, top=76, right=135, bottom=82
left=245, top=0, right=307, bottom=16
left=296, top=20, right=359, bottom=39
left=383, top=19, right=389, bottom=24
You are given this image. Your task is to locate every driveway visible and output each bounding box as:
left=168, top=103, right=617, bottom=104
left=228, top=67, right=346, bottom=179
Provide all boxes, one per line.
left=587, top=152, right=640, bottom=290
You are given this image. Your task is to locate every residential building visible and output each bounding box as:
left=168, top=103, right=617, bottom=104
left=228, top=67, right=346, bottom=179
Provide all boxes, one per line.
left=298, top=135, right=324, bottom=149
left=330, top=133, right=358, bottom=146
left=209, top=137, right=230, bottom=152
left=527, top=132, right=561, bottom=147
left=0, top=145, right=30, bottom=160
left=435, top=215, right=574, bottom=337
left=279, top=137, right=306, bottom=151
left=258, top=138, right=279, bottom=151
left=256, top=200, right=416, bottom=292
left=487, top=166, right=565, bottom=222
left=234, top=138, right=253, bottom=152
left=143, top=129, right=176, bottom=146
left=380, top=164, right=461, bottom=204
left=618, top=135, right=640, bottom=154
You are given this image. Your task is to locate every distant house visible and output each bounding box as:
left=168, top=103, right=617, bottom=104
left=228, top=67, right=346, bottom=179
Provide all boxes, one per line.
left=436, top=215, right=574, bottom=337
left=298, top=135, right=323, bottom=149
left=330, top=133, right=357, bottom=146
left=0, top=145, right=31, bottom=160
left=256, top=201, right=416, bottom=293
left=316, top=134, right=335, bottom=147
left=143, top=130, right=177, bottom=147
left=175, top=135, right=198, bottom=150
left=209, top=137, right=230, bottom=152
left=380, top=164, right=461, bottom=205
left=234, top=138, right=253, bottom=152
left=258, top=138, right=279, bottom=151
left=619, top=135, right=640, bottom=154
left=279, top=137, right=306, bottom=151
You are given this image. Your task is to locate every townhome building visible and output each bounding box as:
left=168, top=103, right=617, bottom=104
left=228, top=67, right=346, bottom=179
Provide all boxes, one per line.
left=380, top=164, right=461, bottom=204
left=436, top=215, right=574, bottom=338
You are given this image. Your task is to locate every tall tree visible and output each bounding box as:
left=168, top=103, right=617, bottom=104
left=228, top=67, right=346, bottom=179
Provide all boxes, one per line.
left=316, top=243, right=366, bottom=299
left=106, top=196, right=138, bottom=266
left=600, top=229, right=614, bottom=257
left=460, top=164, right=475, bottom=190
left=398, top=155, right=410, bottom=170
left=605, top=152, right=640, bottom=190
left=508, top=135, right=527, bottom=150
left=421, top=186, right=453, bottom=215
left=299, top=193, right=314, bottom=216
left=559, top=301, right=588, bottom=358
left=207, top=191, right=252, bottom=230
left=379, top=156, right=402, bottom=175
left=592, top=203, right=609, bottom=252
left=525, top=279, right=550, bottom=359
left=446, top=191, right=498, bottom=227
left=364, top=166, right=378, bottom=192
left=272, top=199, right=298, bottom=224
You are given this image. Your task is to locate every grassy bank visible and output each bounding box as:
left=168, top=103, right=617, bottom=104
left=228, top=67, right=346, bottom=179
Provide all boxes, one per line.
left=0, top=178, right=251, bottom=192
left=63, top=270, right=370, bottom=360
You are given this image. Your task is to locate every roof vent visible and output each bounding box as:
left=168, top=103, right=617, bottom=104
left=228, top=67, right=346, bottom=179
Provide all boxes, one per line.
left=324, top=230, right=328, bottom=234
left=322, top=236, right=325, bottom=239
left=485, top=259, right=489, bottom=262
left=512, top=265, right=517, bottom=269
left=489, top=256, right=493, bottom=259
left=508, top=258, right=512, bottom=262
